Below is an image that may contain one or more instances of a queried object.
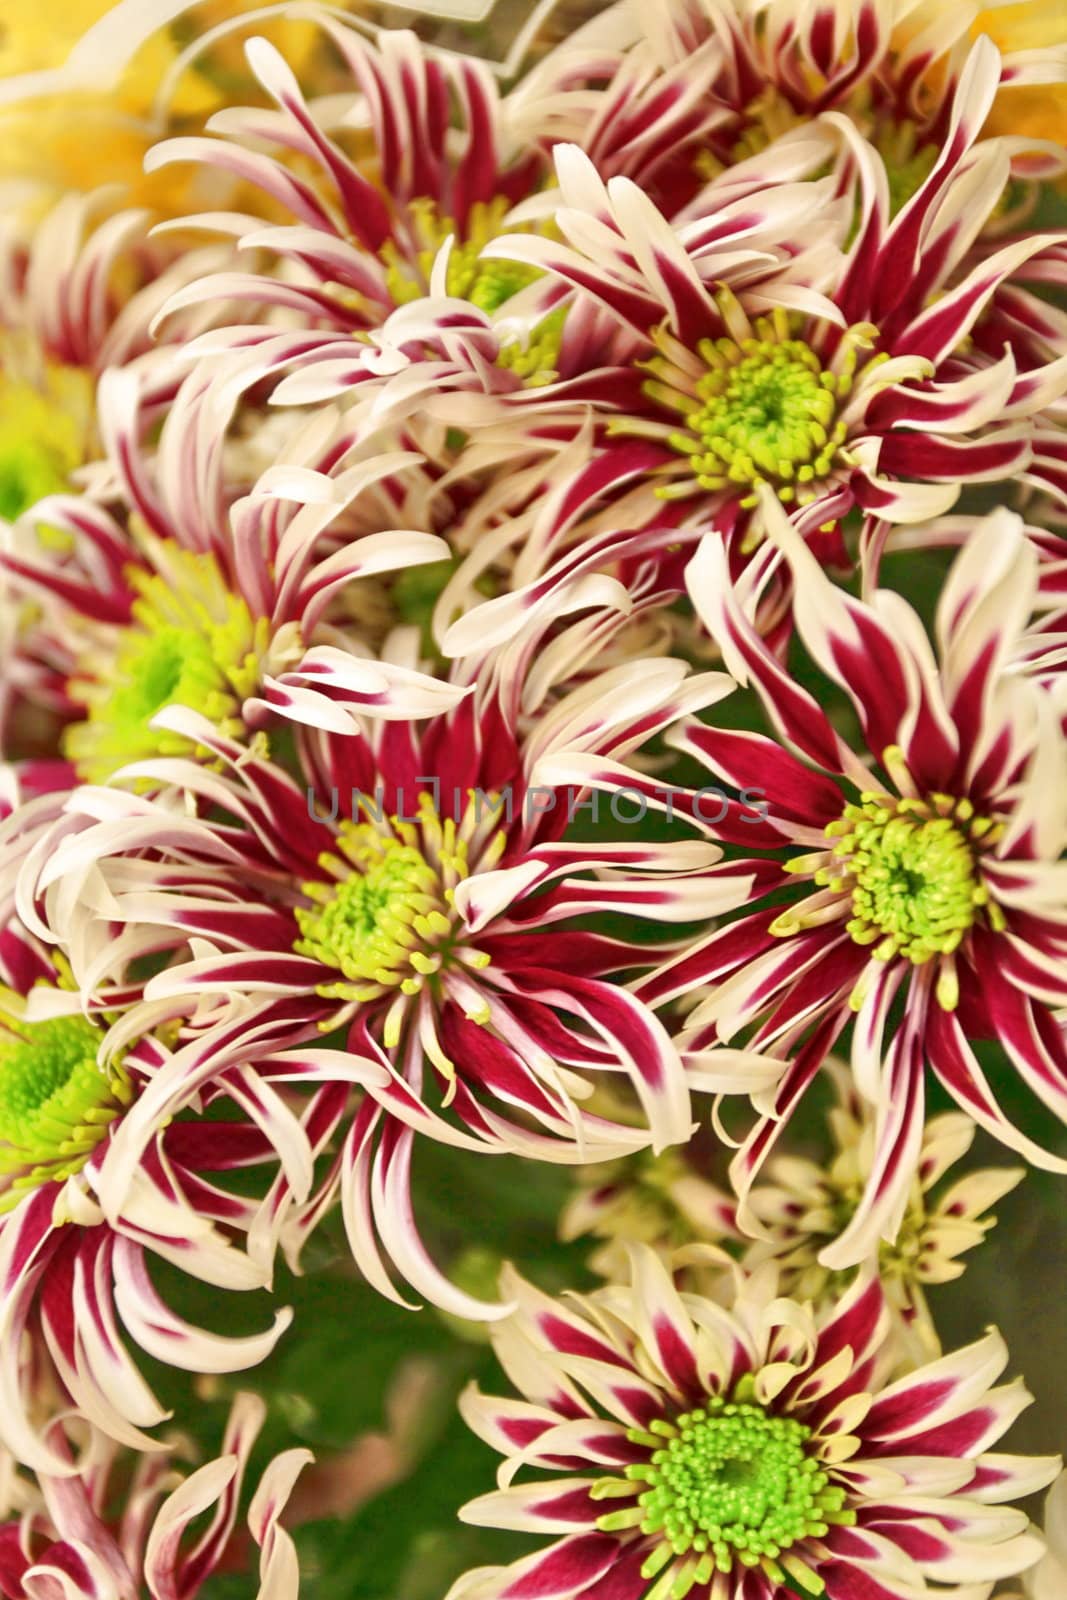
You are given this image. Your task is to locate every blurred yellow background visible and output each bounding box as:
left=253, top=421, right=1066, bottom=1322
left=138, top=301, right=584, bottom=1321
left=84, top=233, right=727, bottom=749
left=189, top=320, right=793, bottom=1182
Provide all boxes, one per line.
left=0, top=1, right=338, bottom=207
left=0, top=0, right=1063, bottom=211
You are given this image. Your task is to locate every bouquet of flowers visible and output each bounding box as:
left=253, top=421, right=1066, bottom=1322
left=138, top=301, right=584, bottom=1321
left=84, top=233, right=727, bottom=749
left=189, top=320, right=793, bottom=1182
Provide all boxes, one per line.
left=0, top=1, right=1065, bottom=1595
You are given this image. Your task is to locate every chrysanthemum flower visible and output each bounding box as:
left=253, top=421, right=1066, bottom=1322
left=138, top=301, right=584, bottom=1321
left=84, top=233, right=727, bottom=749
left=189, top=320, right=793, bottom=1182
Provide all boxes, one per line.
left=450, top=1247, right=1057, bottom=1600
left=480, top=42, right=1067, bottom=573
left=742, top=1061, right=1024, bottom=1364
left=516, top=0, right=1067, bottom=209
left=0, top=908, right=374, bottom=1466
left=0, top=159, right=279, bottom=515
left=15, top=636, right=753, bottom=1313
left=0, top=180, right=315, bottom=759
left=137, top=4, right=862, bottom=473
left=214, top=131, right=842, bottom=645
left=0, top=1391, right=308, bottom=1598
left=594, top=503, right=1067, bottom=1266
left=0, top=369, right=462, bottom=773
left=141, top=21, right=554, bottom=406
left=0, top=188, right=197, bottom=546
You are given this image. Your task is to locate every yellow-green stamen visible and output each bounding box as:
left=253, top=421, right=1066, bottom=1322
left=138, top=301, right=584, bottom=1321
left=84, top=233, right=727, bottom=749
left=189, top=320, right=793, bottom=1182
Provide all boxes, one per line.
left=384, top=197, right=540, bottom=311
left=819, top=792, right=1004, bottom=964
left=381, top=197, right=565, bottom=387
left=294, top=794, right=494, bottom=1005
left=497, top=303, right=567, bottom=387
left=0, top=366, right=92, bottom=521
left=594, top=1381, right=850, bottom=1593
left=643, top=307, right=883, bottom=512
left=64, top=547, right=269, bottom=782
left=659, top=334, right=851, bottom=508
left=0, top=1004, right=131, bottom=1211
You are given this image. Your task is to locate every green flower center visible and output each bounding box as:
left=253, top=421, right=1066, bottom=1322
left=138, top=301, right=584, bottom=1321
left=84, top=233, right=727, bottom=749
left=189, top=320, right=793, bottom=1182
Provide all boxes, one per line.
left=384, top=197, right=540, bottom=312
left=64, top=548, right=268, bottom=783
left=0, top=369, right=91, bottom=521
left=294, top=797, right=491, bottom=1005
left=464, top=256, right=540, bottom=315
left=594, top=1384, right=851, bottom=1592
left=822, top=794, right=1003, bottom=963
left=128, top=632, right=187, bottom=712
left=0, top=1008, right=131, bottom=1209
left=635, top=1402, right=841, bottom=1563
left=665, top=333, right=849, bottom=505
left=496, top=303, right=567, bottom=388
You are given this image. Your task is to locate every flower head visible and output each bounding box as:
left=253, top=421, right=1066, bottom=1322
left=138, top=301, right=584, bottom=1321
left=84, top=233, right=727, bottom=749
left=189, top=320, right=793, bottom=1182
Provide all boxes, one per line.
left=0, top=1391, right=309, bottom=1598
left=519, top=0, right=1067, bottom=206
left=743, top=1061, right=1024, bottom=1363
left=1, top=372, right=460, bottom=771
left=478, top=51, right=1067, bottom=583
left=13, top=621, right=753, bottom=1314
left=0, top=191, right=167, bottom=592
left=140, top=21, right=551, bottom=412
left=0, top=918, right=341, bottom=1468
left=451, top=1247, right=1057, bottom=1599
left=627, top=503, right=1067, bottom=1267
left=0, top=178, right=259, bottom=533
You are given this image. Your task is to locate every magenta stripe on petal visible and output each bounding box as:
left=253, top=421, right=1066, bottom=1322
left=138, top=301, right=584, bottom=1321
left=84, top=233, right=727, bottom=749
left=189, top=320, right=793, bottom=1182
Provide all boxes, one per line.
left=501, top=1534, right=621, bottom=1599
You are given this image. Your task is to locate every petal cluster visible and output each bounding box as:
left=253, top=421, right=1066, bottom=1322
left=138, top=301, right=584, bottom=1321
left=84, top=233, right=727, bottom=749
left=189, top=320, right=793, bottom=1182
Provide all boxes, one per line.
left=452, top=1249, right=1056, bottom=1600
left=0, top=2, right=1063, bottom=1596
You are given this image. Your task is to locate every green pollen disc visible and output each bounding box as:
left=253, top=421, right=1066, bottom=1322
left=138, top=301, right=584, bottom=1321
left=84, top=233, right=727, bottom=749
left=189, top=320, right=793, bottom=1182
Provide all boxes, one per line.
left=462, top=256, right=540, bottom=314
left=0, top=371, right=91, bottom=521
left=384, top=196, right=541, bottom=313
left=64, top=550, right=268, bottom=783
left=667, top=333, right=849, bottom=502
left=0, top=440, right=71, bottom=522
left=497, top=304, right=567, bottom=388
left=381, top=197, right=563, bottom=386
left=623, top=1397, right=847, bottom=1575
left=0, top=1011, right=131, bottom=1207
left=825, top=799, right=991, bottom=963
left=294, top=814, right=453, bottom=1001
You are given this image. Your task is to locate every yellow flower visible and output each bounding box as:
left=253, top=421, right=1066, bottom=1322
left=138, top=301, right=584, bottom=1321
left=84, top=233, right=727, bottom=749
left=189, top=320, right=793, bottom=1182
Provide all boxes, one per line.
left=974, top=0, right=1067, bottom=52
left=972, top=1, right=1067, bottom=146
left=0, top=1, right=324, bottom=211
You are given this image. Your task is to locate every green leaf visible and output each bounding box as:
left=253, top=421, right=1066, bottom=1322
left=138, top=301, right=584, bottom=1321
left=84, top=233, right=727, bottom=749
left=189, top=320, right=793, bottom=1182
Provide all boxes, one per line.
left=290, top=1358, right=536, bottom=1600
